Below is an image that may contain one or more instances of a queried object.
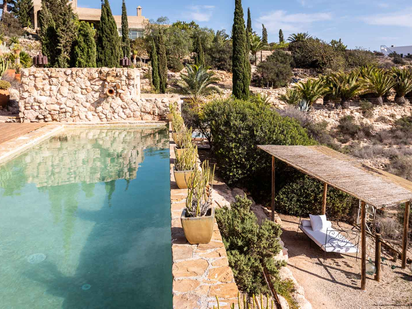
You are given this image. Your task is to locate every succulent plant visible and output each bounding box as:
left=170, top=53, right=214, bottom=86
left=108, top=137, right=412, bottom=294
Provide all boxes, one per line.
left=175, top=144, right=197, bottom=172
left=186, top=160, right=215, bottom=217
left=213, top=294, right=276, bottom=309
left=0, top=57, right=9, bottom=78
left=175, top=128, right=193, bottom=149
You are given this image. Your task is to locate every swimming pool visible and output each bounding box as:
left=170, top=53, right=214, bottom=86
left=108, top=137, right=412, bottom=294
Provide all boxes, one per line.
left=0, top=127, right=172, bottom=308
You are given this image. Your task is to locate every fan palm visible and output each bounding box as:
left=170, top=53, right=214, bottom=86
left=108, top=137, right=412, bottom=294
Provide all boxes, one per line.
left=178, top=64, right=221, bottom=101
left=360, top=69, right=395, bottom=105
left=392, top=68, right=412, bottom=105
left=295, top=78, right=328, bottom=107
left=249, top=33, right=265, bottom=65
left=288, top=32, right=311, bottom=43
left=325, top=71, right=361, bottom=108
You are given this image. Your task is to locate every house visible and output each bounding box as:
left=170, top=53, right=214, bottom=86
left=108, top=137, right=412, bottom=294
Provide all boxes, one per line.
left=380, top=45, right=412, bottom=57
left=31, top=0, right=149, bottom=39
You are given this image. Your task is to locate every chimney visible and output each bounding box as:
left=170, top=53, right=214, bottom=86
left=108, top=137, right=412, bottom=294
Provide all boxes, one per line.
left=137, top=6, right=142, bottom=17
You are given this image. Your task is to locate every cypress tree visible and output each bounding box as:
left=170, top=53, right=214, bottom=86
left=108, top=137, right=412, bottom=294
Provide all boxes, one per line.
left=39, top=0, right=58, bottom=65
left=279, top=29, right=284, bottom=43
left=247, top=7, right=252, bottom=34
left=150, top=39, right=160, bottom=92
left=157, top=31, right=167, bottom=94
left=56, top=0, right=77, bottom=68
left=12, top=0, right=33, bottom=28
left=262, top=24, right=268, bottom=44
left=121, top=0, right=131, bottom=58
left=232, top=0, right=249, bottom=100
left=195, top=36, right=205, bottom=67
left=245, top=7, right=251, bottom=97
left=72, top=22, right=97, bottom=68
left=97, top=0, right=121, bottom=67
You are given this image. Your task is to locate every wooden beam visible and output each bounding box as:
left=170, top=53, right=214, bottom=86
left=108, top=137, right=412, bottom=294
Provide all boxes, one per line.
left=402, top=201, right=410, bottom=269
left=271, top=156, right=276, bottom=222
left=375, top=233, right=381, bottom=282
left=361, top=201, right=367, bottom=290
left=322, top=183, right=328, bottom=215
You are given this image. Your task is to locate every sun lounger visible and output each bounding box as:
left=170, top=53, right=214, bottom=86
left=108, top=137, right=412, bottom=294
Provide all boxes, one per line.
left=300, top=219, right=359, bottom=254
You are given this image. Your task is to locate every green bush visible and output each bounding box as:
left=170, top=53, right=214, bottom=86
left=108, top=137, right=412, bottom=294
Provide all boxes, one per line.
left=19, top=51, right=32, bottom=68
left=276, top=174, right=356, bottom=220
left=167, top=56, right=184, bottom=72
left=216, top=195, right=284, bottom=295
left=202, top=97, right=315, bottom=190
left=344, top=49, right=376, bottom=69
left=256, top=50, right=293, bottom=88
left=0, top=80, right=11, bottom=90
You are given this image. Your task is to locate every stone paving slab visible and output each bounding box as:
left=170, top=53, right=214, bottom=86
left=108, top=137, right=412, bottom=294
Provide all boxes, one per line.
left=170, top=130, right=239, bottom=309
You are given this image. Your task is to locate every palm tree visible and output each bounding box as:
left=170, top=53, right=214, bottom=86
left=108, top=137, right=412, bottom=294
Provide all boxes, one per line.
left=325, top=71, right=361, bottom=108
left=288, top=32, right=311, bottom=43
left=295, top=78, right=327, bottom=107
left=360, top=69, right=395, bottom=105
left=178, top=64, right=221, bottom=101
left=249, top=33, right=265, bottom=65
left=392, top=68, right=412, bottom=105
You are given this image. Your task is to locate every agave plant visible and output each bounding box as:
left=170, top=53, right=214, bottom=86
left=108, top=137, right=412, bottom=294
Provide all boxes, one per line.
left=186, top=160, right=215, bottom=217
left=288, top=32, right=311, bottom=43
left=360, top=69, right=395, bottom=105
left=279, top=88, right=302, bottom=106
left=392, top=67, right=412, bottom=105
left=178, top=64, right=221, bottom=101
left=295, top=78, right=328, bottom=107
left=325, top=71, right=361, bottom=108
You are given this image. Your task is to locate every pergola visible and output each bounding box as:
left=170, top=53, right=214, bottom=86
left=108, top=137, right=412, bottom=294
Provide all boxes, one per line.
left=258, top=145, right=412, bottom=290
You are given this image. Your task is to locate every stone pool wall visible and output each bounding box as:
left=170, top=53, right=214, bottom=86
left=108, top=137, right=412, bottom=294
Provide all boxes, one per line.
left=18, top=68, right=178, bottom=123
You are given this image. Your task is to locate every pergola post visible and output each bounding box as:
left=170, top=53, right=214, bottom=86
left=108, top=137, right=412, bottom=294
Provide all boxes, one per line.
left=402, top=201, right=410, bottom=269
left=271, top=156, right=276, bottom=222
left=322, top=183, right=328, bottom=215
left=361, top=201, right=367, bottom=290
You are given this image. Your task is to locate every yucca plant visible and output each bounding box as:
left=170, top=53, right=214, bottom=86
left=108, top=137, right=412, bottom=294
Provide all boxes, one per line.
left=186, top=160, right=215, bottom=217
left=392, top=67, right=412, bottom=105
left=175, top=144, right=197, bottom=172
left=360, top=68, right=395, bottom=105
left=295, top=78, right=328, bottom=107
left=214, top=294, right=276, bottom=309
left=174, top=128, right=193, bottom=149
left=325, top=71, right=361, bottom=108
left=178, top=64, right=221, bottom=101
left=279, top=88, right=301, bottom=106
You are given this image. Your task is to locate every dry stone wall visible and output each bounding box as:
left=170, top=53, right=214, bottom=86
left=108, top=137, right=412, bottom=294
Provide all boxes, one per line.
left=19, top=68, right=176, bottom=123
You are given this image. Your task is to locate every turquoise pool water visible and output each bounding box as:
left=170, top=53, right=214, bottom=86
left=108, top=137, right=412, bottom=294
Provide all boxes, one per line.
left=0, top=128, right=172, bottom=309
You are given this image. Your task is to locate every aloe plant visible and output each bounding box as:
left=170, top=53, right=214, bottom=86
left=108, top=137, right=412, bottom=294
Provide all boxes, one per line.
left=392, top=68, right=412, bottom=105
left=360, top=68, right=395, bottom=105
left=174, top=128, right=193, bottom=149
left=186, top=160, right=215, bottom=217
left=295, top=78, right=328, bottom=107
left=175, top=145, right=197, bottom=172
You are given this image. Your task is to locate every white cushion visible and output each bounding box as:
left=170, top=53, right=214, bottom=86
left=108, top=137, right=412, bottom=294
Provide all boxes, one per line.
left=309, top=214, right=327, bottom=231
left=302, top=220, right=311, bottom=227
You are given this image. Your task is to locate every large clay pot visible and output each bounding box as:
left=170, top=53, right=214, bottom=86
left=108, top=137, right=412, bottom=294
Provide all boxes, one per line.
left=0, top=89, right=10, bottom=108
left=3, top=69, right=15, bottom=81
left=175, top=147, right=188, bottom=157
left=181, top=208, right=215, bottom=244
left=15, top=73, right=21, bottom=82
left=174, top=169, right=194, bottom=189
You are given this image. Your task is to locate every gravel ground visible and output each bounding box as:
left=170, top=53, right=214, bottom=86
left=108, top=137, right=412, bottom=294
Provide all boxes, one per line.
left=279, top=214, right=412, bottom=309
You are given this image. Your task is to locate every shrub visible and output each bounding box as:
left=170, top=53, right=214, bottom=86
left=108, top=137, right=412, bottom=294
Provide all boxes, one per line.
left=216, top=195, right=284, bottom=295
left=19, top=51, right=32, bottom=68
left=359, top=100, right=374, bottom=118
left=275, top=174, right=356, bottom=220
left=337, top=115, right=361, bottom=138
left=167, top=56, right=184, bottom=72
left=256, top=50, right=293, bottom=88
left=394, top=116, right=412, bottom=134
left=0, top=80, right=11, bottom=90
left=202, top=98, right=315, bottom=190
left=344, top=49, right=376, bottom=69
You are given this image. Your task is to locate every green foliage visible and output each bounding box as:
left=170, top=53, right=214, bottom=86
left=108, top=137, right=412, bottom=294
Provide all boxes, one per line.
left=276, top=174, right=355, bottom=220
left=19, top=51, right=32, bottom=68
left=216, top=195, right=284, bottom=295
left=208, top=30, right=232, bottom=72
left=324, top=71, right=361, bottom=106
left=12, top=0, right=33, bottom=28
left=0, top=57, right=9, bottom=77
left=121, top=0, right=131, bottom=58
left=232, top=0, right=249, bottom=100
left=262, top=24, right=268, bottom=45
left=150, top=39, right=160, bottom=92
left=72, top=22, right=96, bottom=68
left=202, top=97, right=315, bottom=187
left=360, top=68, right=395, bottom=104
left=249, top=33, right=265, bottom=64
left=256, top=50, right=293, bottom=88
left=344, top=49, right=376, bottom=69
left=247, top=8, right=252, bottom=34
left=288, top=32, right=311, bottom=43
left=1, top=12, right=24, bottom=37
left=175, top=145, right=197, bottom=171
left=157, top=31, right=168, bottom=93
left=392, top=68, right=412, bottom=104
left=295, top=78, right=328, bottom=106
left=178, top=64, right=220, bottom=99
left=97, top=0, right=121, bottom=68
left=279, top=88, right=302, bottom=105
left=330, top=39, right=347, bottom=52
left=279, top=29, right=284, bottom=44
left=195, top=36, right=205, bottom=67
left=0, top=80, right=11, bottom=90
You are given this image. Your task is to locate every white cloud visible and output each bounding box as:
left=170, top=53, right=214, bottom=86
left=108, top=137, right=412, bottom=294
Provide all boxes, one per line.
left=362, top=8, right=412, bottom=27
left=257, top=10, right=332, bottom=33
left=186, top=5, right=215, bottom=22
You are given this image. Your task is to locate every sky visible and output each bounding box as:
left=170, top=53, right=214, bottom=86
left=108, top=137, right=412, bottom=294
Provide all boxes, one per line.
left=78, top=0, right=412, bottom=51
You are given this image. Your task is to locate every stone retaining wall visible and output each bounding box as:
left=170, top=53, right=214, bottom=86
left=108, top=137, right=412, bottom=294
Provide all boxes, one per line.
left=18, top=68, right=178, bottom=123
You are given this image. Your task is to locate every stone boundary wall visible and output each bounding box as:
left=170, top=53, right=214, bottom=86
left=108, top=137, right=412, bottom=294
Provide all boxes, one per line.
left=169, top=127, right=239, bottom=309
left=18, top=68, right=179, bottom=123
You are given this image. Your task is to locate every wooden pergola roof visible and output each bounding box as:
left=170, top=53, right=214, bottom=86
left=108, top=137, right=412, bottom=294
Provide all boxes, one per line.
left=258, top=145, right=412, bottom=208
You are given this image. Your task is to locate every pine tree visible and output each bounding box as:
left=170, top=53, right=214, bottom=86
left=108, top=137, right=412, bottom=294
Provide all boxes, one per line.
left=72, top=22, right=97, bottom=67
left=97, top=0, right=121, bottom=67
left=121, top=0, right=131, bottom=58
left=262, top=24, right=268, bottom=44
left=150, top=39, right=160, bottom=92
left=12, top=0, right=33, bottom=28
left=232, top=0, right=249, bottom=100
left=195, top=36, right=205, bottom=67
left=247, top=7, right=252, bottom=34
left=157, top=31, right=167, bottom=94
left=279, top=29, right=284, bottom=43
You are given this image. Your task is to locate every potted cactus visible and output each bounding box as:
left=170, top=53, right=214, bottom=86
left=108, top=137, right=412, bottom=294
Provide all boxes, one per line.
left=174, top=144, right=197, bottom=189
left=175, top=128, right=193, bottom=157
left=0, top=80, right=11, bottom=108
left=172, top=113, right=185, bottom=142
left=181, top=160, right=215, bottom=244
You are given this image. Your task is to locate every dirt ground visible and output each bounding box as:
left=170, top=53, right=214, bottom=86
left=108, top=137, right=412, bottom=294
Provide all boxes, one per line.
left=279, top=214, right=412, bottom=309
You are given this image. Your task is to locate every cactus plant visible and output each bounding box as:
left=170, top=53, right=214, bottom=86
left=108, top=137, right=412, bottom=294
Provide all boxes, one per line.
left=175, top=128, right=193, bottom=149
left=175, top=144, right=197, bottom=172
left=0, top=57, right=9, bottom=78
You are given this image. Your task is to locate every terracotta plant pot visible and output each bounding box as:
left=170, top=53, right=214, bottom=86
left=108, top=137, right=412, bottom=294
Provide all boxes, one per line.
left=181, top=208, right=215, bottom=244
left=4, top=69, right=15, bottom=80
left=15, top=74, right=21, bottom=82
left=167, top=113, right=173, bottom=121
left=174, top=169, right=194, bottom=189
left=0, top=89, right=10, bottom=108
left=175, top=147, right=188, bottom=157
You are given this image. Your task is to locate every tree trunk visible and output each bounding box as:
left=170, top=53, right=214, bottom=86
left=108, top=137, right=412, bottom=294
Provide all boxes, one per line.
left=370, top=96, right=383, bottom=105
left=395, top=95, right=406, bottom=105
left=341, top=100, right=350, bottom=109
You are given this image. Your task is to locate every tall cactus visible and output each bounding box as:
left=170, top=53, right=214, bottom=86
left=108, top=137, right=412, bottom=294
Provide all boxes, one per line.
left=0, top=58, right=9, bottom=78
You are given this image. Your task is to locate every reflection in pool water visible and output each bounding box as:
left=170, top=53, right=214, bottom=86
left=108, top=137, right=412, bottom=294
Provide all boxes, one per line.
left=0, top=128, right=172, bottom=309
